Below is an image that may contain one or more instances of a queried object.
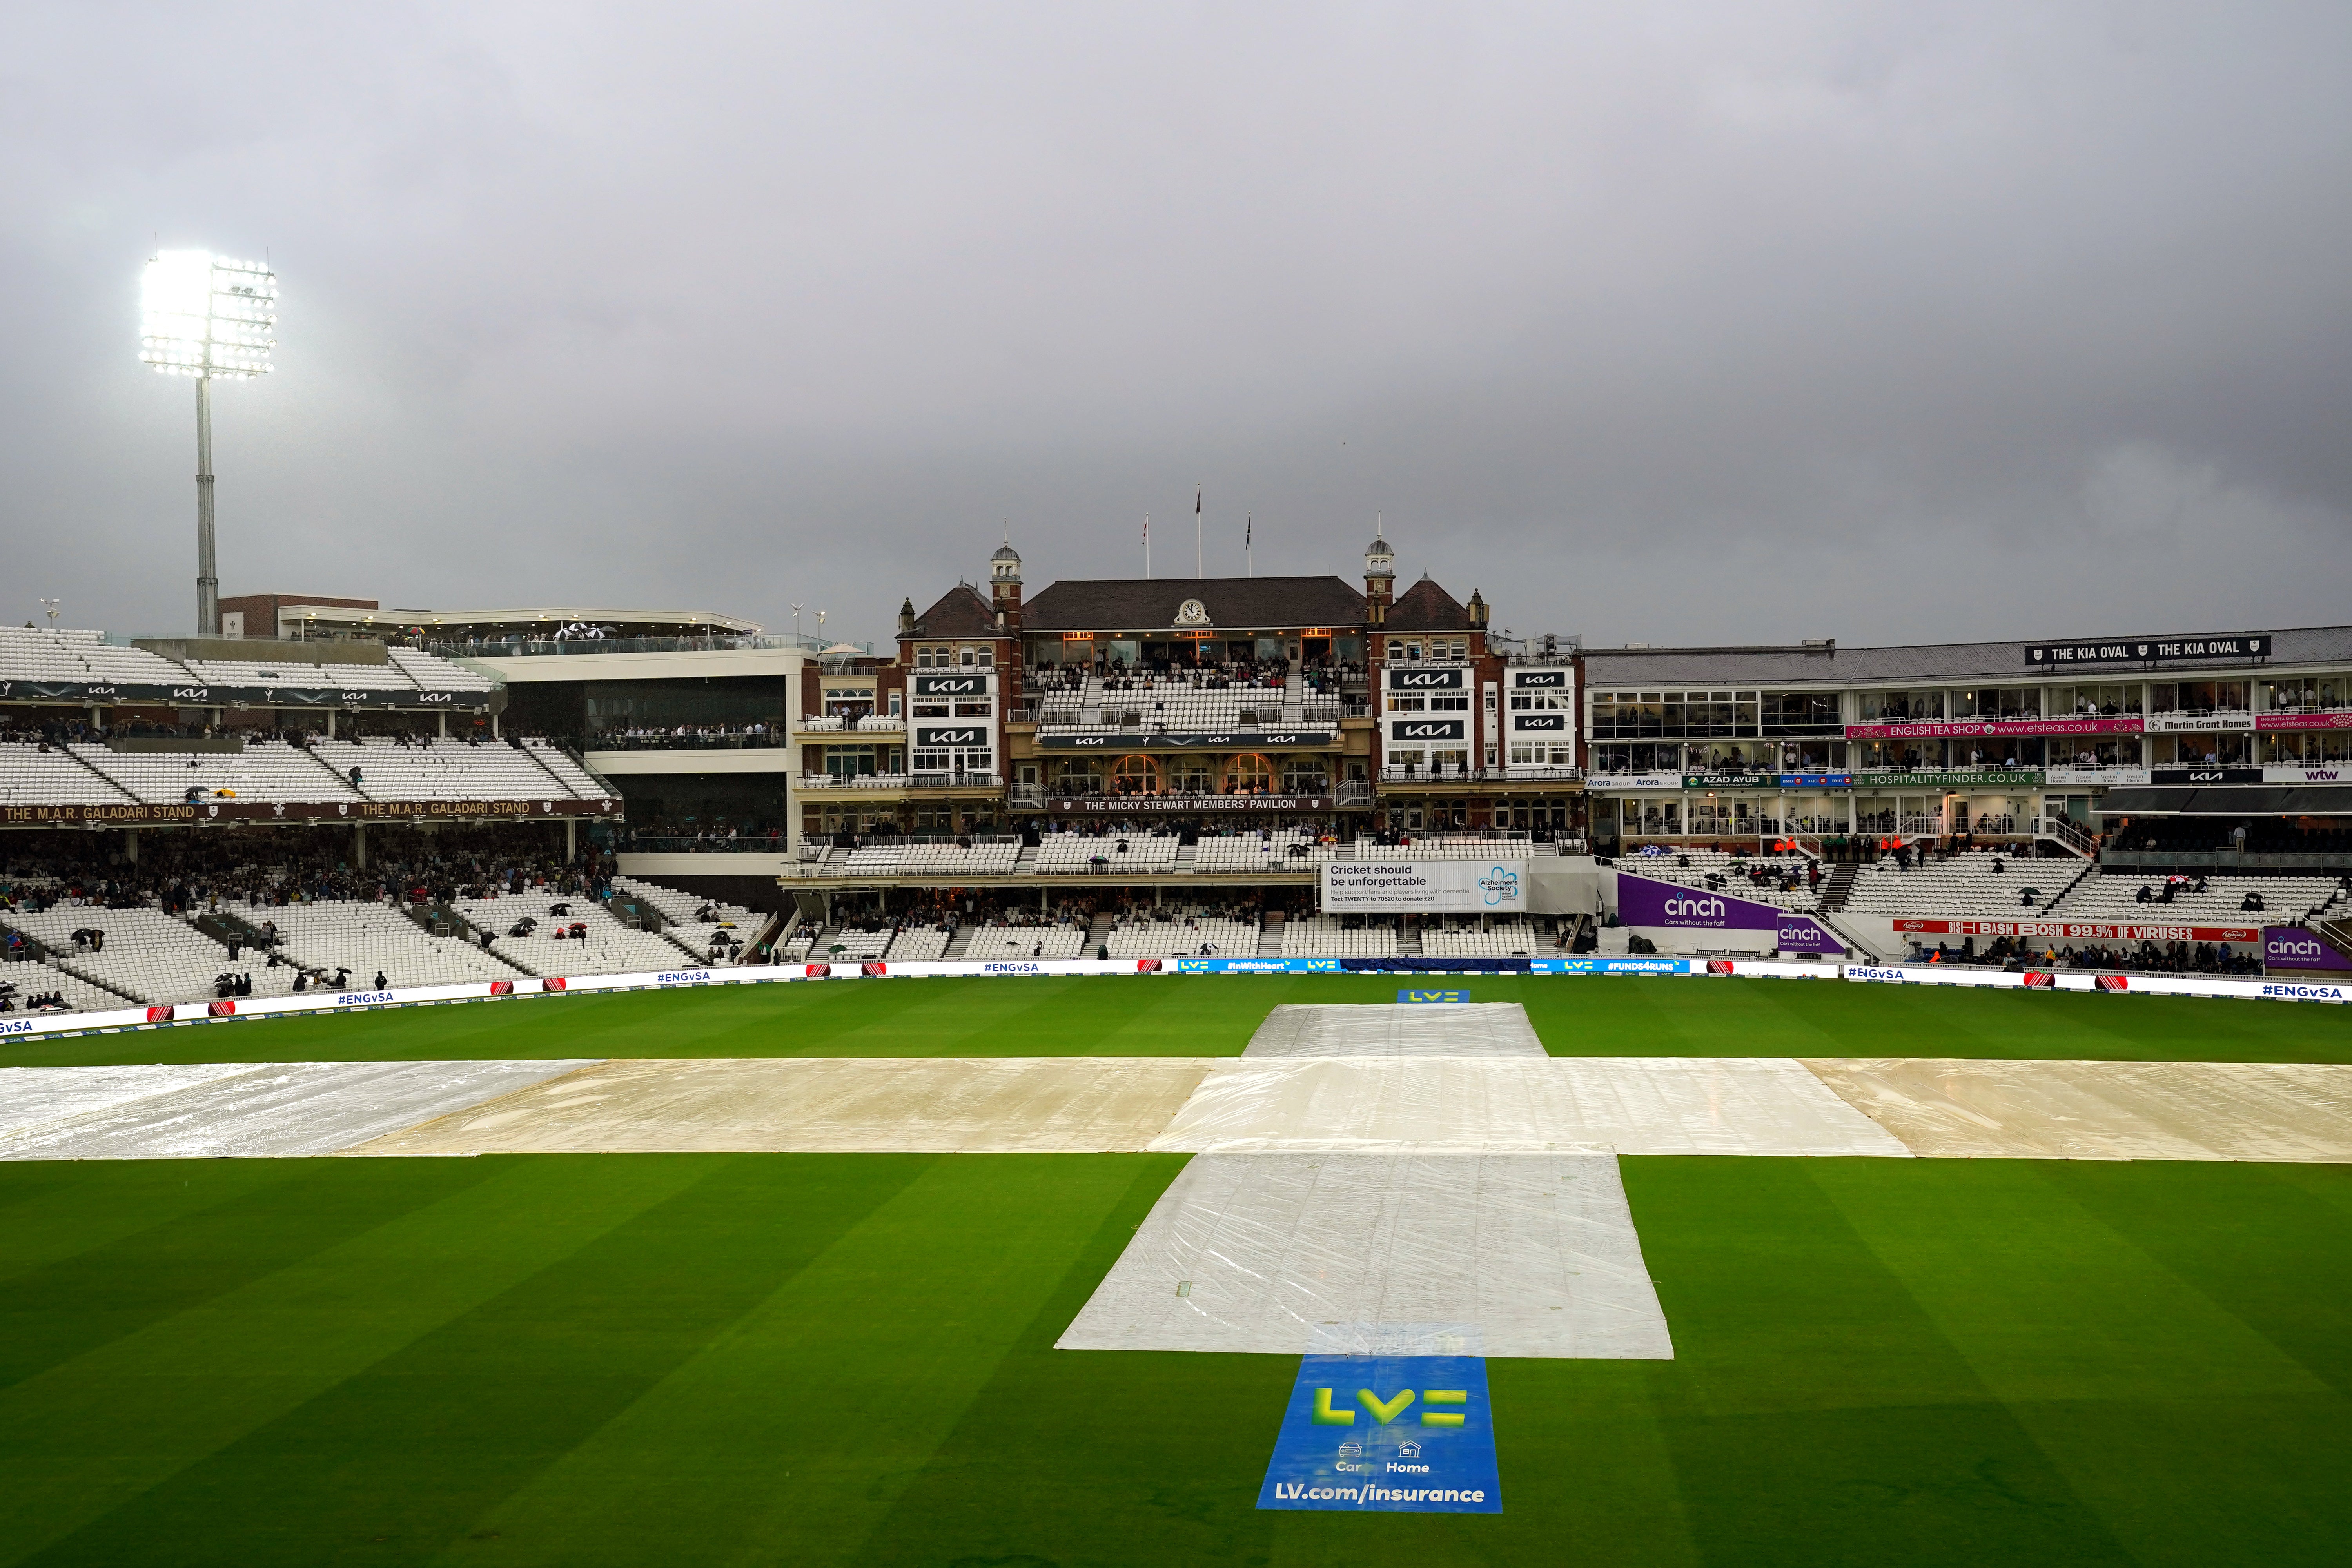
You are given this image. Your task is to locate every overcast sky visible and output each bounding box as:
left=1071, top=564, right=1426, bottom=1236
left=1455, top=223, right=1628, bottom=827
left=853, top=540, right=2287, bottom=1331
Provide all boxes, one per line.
left=5, top=2, right=2349, bottom=650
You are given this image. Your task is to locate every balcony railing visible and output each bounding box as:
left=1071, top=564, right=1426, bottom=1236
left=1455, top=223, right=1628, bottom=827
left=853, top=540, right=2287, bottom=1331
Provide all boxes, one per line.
left=796, top=715, right=905, bottom=733
left=584, top=731, right=789, bottom=751
left=1377, top=764, right=1584, bottom=784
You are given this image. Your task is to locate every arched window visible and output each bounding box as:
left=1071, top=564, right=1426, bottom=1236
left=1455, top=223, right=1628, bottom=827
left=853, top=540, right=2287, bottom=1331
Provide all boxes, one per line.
left=1224, top=753, right=1274, bottom=794
left=1110, top=754, right=1162, bottom=795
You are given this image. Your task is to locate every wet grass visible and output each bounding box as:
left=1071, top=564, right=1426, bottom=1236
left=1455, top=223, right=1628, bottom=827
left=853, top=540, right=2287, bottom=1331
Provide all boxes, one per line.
left=3, top=1153, right=2348, bottom=1565
left=8, top=969, right=2350, bottom=1068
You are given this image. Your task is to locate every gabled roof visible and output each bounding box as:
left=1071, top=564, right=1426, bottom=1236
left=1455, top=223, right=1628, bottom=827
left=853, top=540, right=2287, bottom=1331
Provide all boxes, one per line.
left=1022, top=576, right=1367, bottom=633
left=908, top=583, right=1000, bottom=640
left=1384, top=577, right=1472, bottom=633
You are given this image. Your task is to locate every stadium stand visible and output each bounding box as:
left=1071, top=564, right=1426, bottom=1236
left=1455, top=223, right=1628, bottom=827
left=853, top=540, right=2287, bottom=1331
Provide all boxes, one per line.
left=840, top=844, right=906, bottom=876
left=71, top=740, right=358, bottom=804
left=517, top=737, right=610, bottom=798
left=1421, top=918, right=1549, bottom=958
left=1279, top=914, right=1400, bottom=959
left=2058, top=873, right=2342, bottom=926
left=450, top=892, right=684, bottom=976
left=0, top=905, right=302, bottom=1004
left=1840, top=850, right=2094, bottom=921
left=895, top=840, right=1022, bottom=877
left=0, top=744, right=133, bottom=806
left=0, top=626, right=191, bottom=684
left=1032, top=831, right=1181, bottom=875
left=0, top=959, right=125, bottom=1015
left=1191, top=830, right=1331, bottom=873
left=312, top=737, right=581, bottom=802
left=1103, top=906, right=1259, bottom=959
left=612, top=875, right=763, bottom=964
left=883, top=922, right=953, bottom=962
left=958, top=920, right=1091, bottom=960
left=1622, top=848, right=1826, bottom=912
left=385, top=646, right=499, bottom=691
left=1348, top=837, right=1534, bottom=862
left=235, top=898, right=523, bottom=989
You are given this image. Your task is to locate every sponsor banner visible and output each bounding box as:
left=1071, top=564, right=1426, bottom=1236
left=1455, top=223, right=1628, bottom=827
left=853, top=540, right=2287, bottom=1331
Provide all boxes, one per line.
left=911, top=672, right=992, bottom=697
left=1173, top=957, right=1296, bottom=975
left=2255, top=711, right=2352, bottom=732
left=1321, top=860, right=1526, bottom=914
left=1259, top=1354, right=1499, bottom=1514
left=1615, top=872, right=1845, bottom=955
left=1854, top=769, right=2049, bottom=789
left=1841, top=964, right=2030, bottom=989
left=1038, top=729, right=1334, bottom=750
left=1544, top=957, right=1690, bottom=975
left=0, top=797, right=615, bottom=828
left=2264, top=765, right=2350, bottom=783
left=1390, top=719, right=1467, bottom=743
left=1510, top=668, right=1572, bottom=690
left=1592, top=773, right=1684, bottom=791
left=1399, top=989, right=1472, bottom=1002
left=2025, top=634, right=2271, bottom=667
left=2263, top=927, right=2352, bottom=972
left=1683, top=773, right=1855, bottom=789
left=912, top=725, right=990, bottom=748
left=1511, top=713, right=1569, bottom=731
left=1696, top=958, right=1840, bottom=980
left=0, top=677, right=493, bottom=713
left=2151, top=767, right=2263, bottom=785
left=1035, top=794, right=1333, bottom=815
left=1846, top=718, right=2141, bottom=740
left=2144, top=713, right=2255, bottom=734
left=1894, top=918, right=2261, bottom=943
left=1386, top=668, right=1468, bottom=692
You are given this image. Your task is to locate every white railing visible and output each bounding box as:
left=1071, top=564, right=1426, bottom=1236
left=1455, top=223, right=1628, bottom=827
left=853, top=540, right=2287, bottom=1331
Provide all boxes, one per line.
left=800, top=772, right=911, bottom=789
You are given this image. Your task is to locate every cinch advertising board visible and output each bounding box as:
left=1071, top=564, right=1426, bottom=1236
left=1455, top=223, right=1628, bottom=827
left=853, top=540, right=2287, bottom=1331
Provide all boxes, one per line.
left=2264, top=927, right=2352, bottom=972
left=1321, top=860, right=1526, bottom=914
left=1258, top=1354, right=1500, bottom=1514
left=1615, top=871, right=1845, bottom=955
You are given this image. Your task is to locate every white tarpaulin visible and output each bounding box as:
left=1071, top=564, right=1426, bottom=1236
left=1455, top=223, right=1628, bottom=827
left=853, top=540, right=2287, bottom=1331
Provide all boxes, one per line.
left=1320, top=859, right=1528, bottom=913
left=1054, top=1152, right=1674, bottom=1359
left=0, top=1059, right=598, bottom=1161
left=1243, top=1003, right=1546, bottom=1059
left=1151, top=1057, right=1914, bottom=1156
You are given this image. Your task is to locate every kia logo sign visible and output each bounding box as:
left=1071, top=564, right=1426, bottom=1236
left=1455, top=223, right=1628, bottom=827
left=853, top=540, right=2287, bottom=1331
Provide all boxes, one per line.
left=915, top=674, right=984, bottom=695
left=1513, top=670, right=1567, bottom=687
left=917, top=727, right=987, bottom=746
left=1394, top=720, right=1464, bottom=740
left=1514, top=714, right=1566, bottom=730
left=1389, top=669, right=1463, bottom=689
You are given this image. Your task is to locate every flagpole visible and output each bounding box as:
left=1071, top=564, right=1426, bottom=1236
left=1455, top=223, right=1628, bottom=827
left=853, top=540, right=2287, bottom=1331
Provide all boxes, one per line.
left=1143, top=514, right=1151, bottom=579
left=1246, top=515, right=1253, bottom=577
left=1195, top=486, right=1203, bottom=579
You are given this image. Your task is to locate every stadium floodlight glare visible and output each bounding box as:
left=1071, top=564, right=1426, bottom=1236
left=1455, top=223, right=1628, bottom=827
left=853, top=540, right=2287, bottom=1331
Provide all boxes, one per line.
left=141, top=250, right=278, bottom=635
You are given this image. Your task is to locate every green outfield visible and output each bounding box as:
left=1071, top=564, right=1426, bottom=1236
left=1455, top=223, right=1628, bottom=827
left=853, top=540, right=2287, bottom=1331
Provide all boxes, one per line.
left=4, top=1153, right=2350, bottom=1565
left=10, top=971, right=2352, bottom=1068
left=7, top=977, right=2352, bottom=1564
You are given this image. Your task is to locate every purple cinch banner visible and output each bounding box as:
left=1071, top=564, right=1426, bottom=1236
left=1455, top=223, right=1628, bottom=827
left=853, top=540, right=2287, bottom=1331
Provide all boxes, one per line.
left=1616, top=870, right=1846, bottom=956
left=2263, top=926, right=2352, bottom=972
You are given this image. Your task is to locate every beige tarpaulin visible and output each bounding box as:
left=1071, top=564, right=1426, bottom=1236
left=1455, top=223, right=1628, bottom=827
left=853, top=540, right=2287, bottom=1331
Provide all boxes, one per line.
left=1242, top=1002, right=1548, bottom=1059
left=1802, top=1058, right=2352, bottom=1161
left=344, top=1056, right=1214, bottom=1156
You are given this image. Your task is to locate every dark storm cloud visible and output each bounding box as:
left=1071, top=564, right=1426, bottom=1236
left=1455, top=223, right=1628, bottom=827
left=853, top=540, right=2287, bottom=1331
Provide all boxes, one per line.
left=3, top=2, right=2348, bottom=647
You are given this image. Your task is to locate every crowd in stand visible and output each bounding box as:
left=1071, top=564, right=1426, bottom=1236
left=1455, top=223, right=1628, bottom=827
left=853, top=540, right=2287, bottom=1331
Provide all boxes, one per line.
left=1906, top=933, right=2264, bottom=976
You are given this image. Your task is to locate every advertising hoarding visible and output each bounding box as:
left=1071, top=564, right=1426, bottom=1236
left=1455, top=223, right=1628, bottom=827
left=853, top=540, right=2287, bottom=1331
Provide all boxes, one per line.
left=1321, top=860, right=1527, bottom=913
left=1614, top=871, right=1845, bottom=955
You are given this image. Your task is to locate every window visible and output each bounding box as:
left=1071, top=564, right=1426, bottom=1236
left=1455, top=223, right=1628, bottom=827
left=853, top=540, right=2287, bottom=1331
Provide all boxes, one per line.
left=1590, top=690, right=1758, bottom=739
left=1428, top=694, right=1469, bottom=711
left=1950, top=687, right=2042, bottom=720
left=1760, top=692, right=1841, bottom=735
left=2048, top=682, right=2142, bottom=717
left=1387, top=694, right=1426, bottom=713
left=952, top=701, right=991, bottom=717
left=2152, top=680, right=2251, bottom=715
left=1859, top=689, right=1943, bottom=722
left=2263, top=674, right=2349, bottom=712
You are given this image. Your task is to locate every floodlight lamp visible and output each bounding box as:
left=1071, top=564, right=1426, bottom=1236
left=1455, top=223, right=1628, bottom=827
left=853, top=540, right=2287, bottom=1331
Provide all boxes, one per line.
left=140, top=250, right=278, bottom=379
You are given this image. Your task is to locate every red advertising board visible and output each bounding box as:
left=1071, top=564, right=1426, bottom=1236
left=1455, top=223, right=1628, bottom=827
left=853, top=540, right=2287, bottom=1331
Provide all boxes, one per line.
left=1895, top=918, right=2259, bottom=943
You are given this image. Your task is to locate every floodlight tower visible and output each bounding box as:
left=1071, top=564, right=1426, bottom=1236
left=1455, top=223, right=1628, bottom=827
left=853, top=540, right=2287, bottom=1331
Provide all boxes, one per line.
left=140, top=251, right=278, bottom=635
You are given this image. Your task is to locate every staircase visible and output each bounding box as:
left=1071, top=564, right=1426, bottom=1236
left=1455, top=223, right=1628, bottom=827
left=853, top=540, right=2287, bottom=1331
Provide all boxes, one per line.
left=1280, top=674, right=1305, bottom=724
left=2310, top=917, right=2352, bottom=966
left=1818, top=862, right=1860, bottom=911
left=942, top=921, right=981, bottom=959
left=1174, top=843, right=1198, bottom=872
left=1085, top=910, right=1116, bottom=956
left=1257, top=911, right=1285, bottom=956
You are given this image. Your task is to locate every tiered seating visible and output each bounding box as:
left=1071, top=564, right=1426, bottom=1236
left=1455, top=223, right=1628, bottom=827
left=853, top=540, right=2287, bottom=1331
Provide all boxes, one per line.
left=0, top=627, right=188, bottom=684
left=0, top=906, right=301, bottom=1004
left=386, top=647, right=499, bottom=691
left=613, top=876, right=762, bottom=964
left=73, top=740, right=354, bottom=804
left=1421, top=920, right=1546, bottom=958
left=883, top=922, right=953, bottom=962
left=1104, top=909, right=1259, bottom=958
left=815, top=924, right=893, bottom=960
left=311, top=737, right=572, bottom=801
left=959, top=922, right=1089, bottom=960
left=517, top=738, right=607, bottom=798
left=1349, top=837, right=1535, bottom=861
left=778, top=931, right=817, bottom=961
left=1841, top=850, right=2089, bottom=921
left=1279, top=915, right=1399, bottom=959
left=179, top=657, right=424, bottom=693
left=1192, top=831, right=1328, bottom=873
left=450, top=893, right=685, bottom=976
left=237, top=898, right=520, bottom=988
left=1074, top=674, right=1287, bottom=733
left=1622, top=849, right=1822, bottom=912
left=2059, top=873, right=2341, bottom=926
left=895, top=841, right=1022, bottom=877
left=0, top=744, right=131, bottom=806
left=840, top=844, right=905, bottom=876
left=1031, top=833, right=1180, bottom=874
left=0, top=962, right=127, bottom=1014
